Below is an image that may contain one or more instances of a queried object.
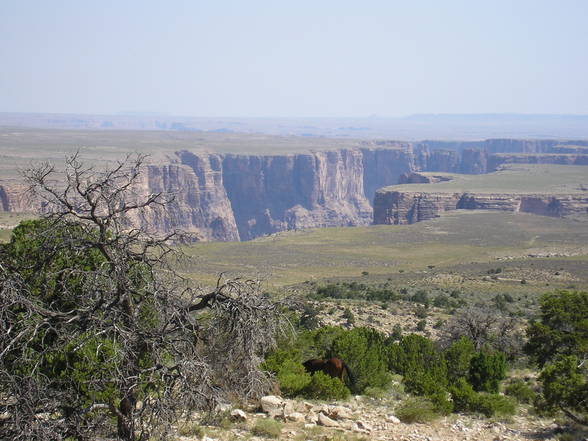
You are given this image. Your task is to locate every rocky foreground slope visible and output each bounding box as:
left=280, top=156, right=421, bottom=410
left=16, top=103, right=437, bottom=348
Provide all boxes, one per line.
left=177, top=394, right=563, bottom=441
left=1, top=138, right=587, bottom=240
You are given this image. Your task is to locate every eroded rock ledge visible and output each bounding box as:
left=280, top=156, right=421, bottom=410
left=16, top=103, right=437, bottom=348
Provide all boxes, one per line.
left=373, top=190, right=588, bottom=225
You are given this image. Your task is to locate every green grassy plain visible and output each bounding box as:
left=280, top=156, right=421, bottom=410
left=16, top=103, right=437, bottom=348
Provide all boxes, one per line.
left=180, top=210, right=588, bottom=295
left=386, top=164, right=588, bottom=194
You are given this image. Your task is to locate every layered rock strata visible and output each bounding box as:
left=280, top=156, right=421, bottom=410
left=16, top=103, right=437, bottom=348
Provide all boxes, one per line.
left=373, top=191, right=588, bottom=225
left=2, top=138, right=588, bottom=241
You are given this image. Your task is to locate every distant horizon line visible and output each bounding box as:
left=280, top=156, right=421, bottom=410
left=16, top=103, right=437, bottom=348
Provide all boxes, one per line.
left=2, top=111, right=588, bottom=119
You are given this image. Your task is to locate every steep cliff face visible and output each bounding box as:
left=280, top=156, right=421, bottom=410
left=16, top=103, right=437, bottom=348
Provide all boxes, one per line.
left=482, top=139, right=559, bottom=154
left=0, top=183, right=31, bottom=212
left=147, top=152, right=240, bottom=241
left=2, top=138, right=588, bottom=241
left=413, top=145, right=460, bottom=172
left=373, top=191, right=460, bottom=225
left=487, top=153, right=588, bottom=171
left=374, top=190, right=588, bottom=225
left=460, top=149, right=488, bottom=174
left=222, top=149, right=373, bottom=240
left=360, top=145, right=415, bottom=201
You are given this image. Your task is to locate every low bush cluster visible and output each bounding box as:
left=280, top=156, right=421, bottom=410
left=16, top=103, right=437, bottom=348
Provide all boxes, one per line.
left=265, top=323, right=514, bottom=418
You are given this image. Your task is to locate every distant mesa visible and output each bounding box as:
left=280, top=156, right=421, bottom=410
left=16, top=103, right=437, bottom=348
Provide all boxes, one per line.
left=373, top=165, right=588, bottom=226
left=0, top=127, right=587, bottom=241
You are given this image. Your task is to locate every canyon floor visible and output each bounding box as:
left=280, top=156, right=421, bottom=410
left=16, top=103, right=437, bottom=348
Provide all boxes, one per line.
left=181, top=210, right=588, bottom=294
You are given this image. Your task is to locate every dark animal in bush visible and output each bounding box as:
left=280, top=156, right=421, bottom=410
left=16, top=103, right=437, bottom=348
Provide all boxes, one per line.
left=303, top=358, right=356, bottom=386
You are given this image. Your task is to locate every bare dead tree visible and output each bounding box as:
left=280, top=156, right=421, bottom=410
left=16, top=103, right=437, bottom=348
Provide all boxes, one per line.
left=440, top=306, right=523, bottom=358
left=0, top=153, right=286, bottom=441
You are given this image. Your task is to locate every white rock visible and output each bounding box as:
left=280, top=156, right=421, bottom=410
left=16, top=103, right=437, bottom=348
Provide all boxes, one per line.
left=318, top=412, right=340, bottom=427
left=304, top=423, right=317, bottom=429
left=356, top=420, right=373, bottom=431
left=283, top=400, right=295, bottom=416
left=286, top=412, right=306, bottom=422
left=202, top=437, right=218, bottom=441
left=386, top=414, right=401, bottom=424
left=351, top=423, right=369, bottom=434
left=328, top=405, right=353, bottom=420
left=260, top=395, right=284, bottom=417
left=230, top=409, right=247, bottom=421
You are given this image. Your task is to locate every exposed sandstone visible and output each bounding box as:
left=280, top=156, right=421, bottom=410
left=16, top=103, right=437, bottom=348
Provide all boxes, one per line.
left=2, top=138, right=587, bottom=241
left=374, top=190, right=588, bottom=225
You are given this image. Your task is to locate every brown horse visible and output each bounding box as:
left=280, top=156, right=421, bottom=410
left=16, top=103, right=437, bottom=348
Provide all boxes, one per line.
left=302, top=357, right=356, bottom=388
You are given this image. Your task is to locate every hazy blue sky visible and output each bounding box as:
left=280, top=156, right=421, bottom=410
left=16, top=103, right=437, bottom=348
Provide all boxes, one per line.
left=1, top=0, right=587, bottom=117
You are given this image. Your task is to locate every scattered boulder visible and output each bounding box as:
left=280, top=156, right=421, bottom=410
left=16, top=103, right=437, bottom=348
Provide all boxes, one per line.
left=318, top=412, right=340, bottom=427
left=286, top=412, right=306, bottom=423
left=356, top=420, right=373, bottom=432
left=230, top=409, right=247, bottom=421
left=327, top=405, right=353, bottom=420
left=260, top=395, right=284, bottom=417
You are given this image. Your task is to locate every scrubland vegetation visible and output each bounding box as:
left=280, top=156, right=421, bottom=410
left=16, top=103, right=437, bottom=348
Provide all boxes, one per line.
left=0, top=155, right=587, bottom=441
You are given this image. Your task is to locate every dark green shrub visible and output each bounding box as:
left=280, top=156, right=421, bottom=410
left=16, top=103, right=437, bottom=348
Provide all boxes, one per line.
left=539, top=355, right=588, bottom=418
left=330, top=327, right=390, bottom=392
left=343, top=307, right=356, bottom=325
left=525, top=291, right=588, bottom=367
left=414, top=305, right=428, bottom=319
left=416, top=320, right=426, bottom=332
left=469, top=351, right=507, bottom=393
left=428, top=391, right=454, bottom=415
left=525, top=291, right=588, bottom=424
left=449, top=379, right=516, bottom=417
left=504, top=379, right=536, bottom=404
left=448, top=378, right=478, bottom=413
left=433, top=294, right=451, bottom=308
left=388, top=334, right=448, bottom=397
left=302, top=371, right=350, bottom=400
left=444, top=337, right=476, bottom=382
left=276, top=360, right=311, bottom=397
left=390, top=324, right=403, bottom=341
left=395, top=397, right=440, bottom=423
left=411, top=290, right=429, bottom=306
left=473, top=393, right=516, bottom=417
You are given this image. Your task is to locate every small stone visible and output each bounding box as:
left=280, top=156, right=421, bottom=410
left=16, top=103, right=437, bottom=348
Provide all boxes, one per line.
left=318, top=412, right=340, bottom=427
left=356, top=420, right=373, bottom=431
left=351, top=423, right=369, bottom=434
left=230, top=409, right=247, bottom=421
left=386, top=414, right=401, bottom=424
left=328, top=405, right=353, bottom=420
left=304, top=423, right=317, bottom=429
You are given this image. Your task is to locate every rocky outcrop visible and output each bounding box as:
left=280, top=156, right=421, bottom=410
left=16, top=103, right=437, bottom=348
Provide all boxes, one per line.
left=487, top=153, right=588, bottom=171
left=360, top=144, right=415, bottom=201
left=374, top=190, right=588, bottom=225
left=398, top=172, right=452, bottom=184
left=0, top=183, right=32, bottom=212
left=139, top=153, right=240, bottom=241
left=413, top=145, right=460, bottom=172
left=2, top=137, right=588, bottom=241
left=460, top=149, right=488, bottom=174
left=222, top=149, right=373, bottom=241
